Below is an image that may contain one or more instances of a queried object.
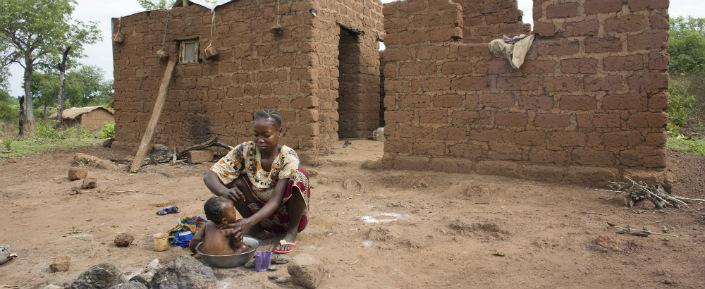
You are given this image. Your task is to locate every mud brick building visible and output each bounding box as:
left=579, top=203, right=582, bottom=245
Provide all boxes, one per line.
left=50, top=106, right=115, bottom=133
left=382, top=0, right=670, bottom=184
left=112, top=0, right=383, bottom=154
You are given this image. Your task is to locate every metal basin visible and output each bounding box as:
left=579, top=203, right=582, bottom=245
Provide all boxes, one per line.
left=195, top=237, right=259, bottom=268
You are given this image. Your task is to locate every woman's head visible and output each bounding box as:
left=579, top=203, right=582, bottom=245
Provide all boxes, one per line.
left=253, top=110, right=281, bottom=152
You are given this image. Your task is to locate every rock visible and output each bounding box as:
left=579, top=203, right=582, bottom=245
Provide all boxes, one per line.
left=150, top=255, right=216, bottom=289
left=188, top=150, right=214, bottom=164
left=371, top=127, right=385, bottom=141
left=306, top=169, right=319, bottom=177
left=342, top=179, right=364, bottom=193
left=68, top=263, right=124, bottom=289
left=114, top=233, right=135, bottom=247
left=287, top=254, right=326, bottom=289
left=0, top=245, right=16, bottom=265
left=108, top=281, right=148, bottom=289
left=360, top=160, right=382, bottom=170
left=73, top=153, right=119, bottom=170
left=129, top=259, right=160, bottom=286
left=42, top=285, right=64, bottom=289
left=102, top=138, right=114, bottom=148
left=49, top=256, right=71, bottom=273
left=146, top=259, right=160, bottom=271
left=130, top=273, right=154, bottom=287
left=81, top=178, right=97, bottom=189
left=68, top=167, right=88, bottom=181
left=152, top=144, right=170, bottom=153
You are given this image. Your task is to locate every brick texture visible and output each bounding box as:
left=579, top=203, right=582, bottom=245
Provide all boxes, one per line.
left=112, top=0, right=383, bottom=154
left=382, top=0, right=669, bottom=185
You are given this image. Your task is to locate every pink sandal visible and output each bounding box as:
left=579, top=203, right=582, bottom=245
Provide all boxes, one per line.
left=272, top=240, right=296, bottom=254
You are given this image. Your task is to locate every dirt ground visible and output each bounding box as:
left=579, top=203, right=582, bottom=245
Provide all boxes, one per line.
left=1, top=140, right=704, bottom=289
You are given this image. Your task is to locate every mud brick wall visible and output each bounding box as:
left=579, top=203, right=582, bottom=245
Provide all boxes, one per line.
left=113, top=0, right=383, bottom=154
left=113, top=5, right=211, bottom=149
left=382, top=0, right=669, bottom=185
left=310, top=0, right=384, bottom=145
left=81, top=109, right=115, bottom=132
left=457, top=0, right=530, bottom=43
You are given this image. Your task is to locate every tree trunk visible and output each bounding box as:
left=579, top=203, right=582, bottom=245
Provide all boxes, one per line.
left=43, top=104, right=48, bottom=121
left=18, top=96, right=25, bottom=137
left=56, top=46, right=71, bottom=129
left=23, top=56, right=35, bottom=136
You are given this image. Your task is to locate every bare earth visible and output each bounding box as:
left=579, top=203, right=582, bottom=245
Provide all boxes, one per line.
left=1, top=140, right=704, bottom=289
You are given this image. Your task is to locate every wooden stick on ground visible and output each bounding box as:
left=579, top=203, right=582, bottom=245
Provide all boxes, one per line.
left=129, top=59, right=177, bottom=173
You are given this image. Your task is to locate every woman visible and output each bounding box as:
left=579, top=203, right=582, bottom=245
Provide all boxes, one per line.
left=203, top=110, right=310, bottom=254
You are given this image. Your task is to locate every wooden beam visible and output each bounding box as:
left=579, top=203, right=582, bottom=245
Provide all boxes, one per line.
left=129, top=59, right=177, bottom=173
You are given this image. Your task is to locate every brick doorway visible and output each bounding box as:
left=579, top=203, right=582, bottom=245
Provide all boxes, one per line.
left=337, top=26, right=363, bottom=139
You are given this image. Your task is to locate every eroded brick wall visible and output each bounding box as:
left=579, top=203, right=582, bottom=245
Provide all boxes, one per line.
left=310, top=0, right=384, bottom=148
left=113, top=0, right=383, bottom=153
left=382, top=0, right=669, bottom=184
left=457, top=0, right=529, bottom=43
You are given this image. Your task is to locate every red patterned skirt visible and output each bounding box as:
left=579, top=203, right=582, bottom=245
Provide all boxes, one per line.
left=241, top=167, right=311, bottom=234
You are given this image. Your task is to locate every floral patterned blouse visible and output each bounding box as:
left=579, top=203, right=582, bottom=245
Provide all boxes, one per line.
left=211, top=141, right=300, bottom=201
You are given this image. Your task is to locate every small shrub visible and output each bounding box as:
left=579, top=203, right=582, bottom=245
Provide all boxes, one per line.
left=100, top=122, right=115, bottom=139
left=667, top=135, right=705, bottom=157
left=0, top=100, right=18, bottom=122
left=36, top=121, right=62, bottom=139
left=35, top=121, right=96, bottom=140
left=2, top=138, right=11, bottom=151
left=667, top=79, right=697, bottom=133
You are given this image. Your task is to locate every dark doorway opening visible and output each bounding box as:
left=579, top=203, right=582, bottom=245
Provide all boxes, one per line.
left=337, top=27, right=362, bottom=139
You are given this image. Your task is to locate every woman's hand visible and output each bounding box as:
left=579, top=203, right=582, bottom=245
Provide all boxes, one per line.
left=218, top=219, right=252, bottom=240
left=219, top=187, right=245, bottom=203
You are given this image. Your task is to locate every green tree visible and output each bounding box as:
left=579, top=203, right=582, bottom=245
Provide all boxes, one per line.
left=52, top=24, right=100, bottom=127
left=669, top=17, right=705, bottom=74
left=30, top=72, right=59, bottom=119
left=137, top=0, right=178, bottom=10
left=0, top=0, right=99, bottom=137
left=65, top=65, right=113, bottom=107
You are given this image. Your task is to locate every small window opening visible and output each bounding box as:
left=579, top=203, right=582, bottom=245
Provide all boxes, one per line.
left=179, top=39, right=199, bottom=64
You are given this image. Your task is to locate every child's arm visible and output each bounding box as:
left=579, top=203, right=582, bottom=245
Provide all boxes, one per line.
left=189, top=226, right=205, bottom=254
left=228, top=233, right=246, bottom=252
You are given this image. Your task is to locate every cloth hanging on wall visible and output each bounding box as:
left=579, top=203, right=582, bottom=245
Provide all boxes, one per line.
left=488, top=34, right=535, bottom=69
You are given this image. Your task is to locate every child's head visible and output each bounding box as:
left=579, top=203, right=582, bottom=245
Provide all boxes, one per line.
left=204, top=196, right=238, bottom=225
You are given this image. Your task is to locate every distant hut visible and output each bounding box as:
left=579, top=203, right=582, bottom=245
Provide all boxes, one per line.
left=50, top=106, right=115, bottom=132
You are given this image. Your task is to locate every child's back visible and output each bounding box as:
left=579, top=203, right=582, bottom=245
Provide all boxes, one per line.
left=199, top=221, right=247, bottom=255
left=190, top=197, right=248, bottom=255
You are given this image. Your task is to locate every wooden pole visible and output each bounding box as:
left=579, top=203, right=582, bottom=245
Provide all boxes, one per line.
left=129, top=59, right=177, bottom=173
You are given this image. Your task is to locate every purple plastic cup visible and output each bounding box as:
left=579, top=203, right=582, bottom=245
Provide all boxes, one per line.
left=255, top=251, right=272, bottom=272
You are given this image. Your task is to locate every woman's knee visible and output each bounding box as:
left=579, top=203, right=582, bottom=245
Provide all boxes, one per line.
left=286, top=192, right=307, bottom=214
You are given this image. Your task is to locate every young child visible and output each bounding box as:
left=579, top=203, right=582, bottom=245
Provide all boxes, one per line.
left=190, top=196, right=248, bottom=255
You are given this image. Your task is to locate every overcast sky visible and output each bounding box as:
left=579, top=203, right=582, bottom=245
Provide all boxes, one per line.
left=5, top=0, right=705, bottom=96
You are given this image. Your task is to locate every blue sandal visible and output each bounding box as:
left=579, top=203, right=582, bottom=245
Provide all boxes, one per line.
left=156, top=206, right=180, bottom=215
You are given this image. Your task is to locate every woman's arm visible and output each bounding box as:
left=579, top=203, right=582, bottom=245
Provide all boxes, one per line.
left=238, top=178, right=289, bottom=231
left=203, top=171, right=244, bottom=202
left=203, top=171, right=227, bottom=195
left=217, top=179, right=289, bottom=240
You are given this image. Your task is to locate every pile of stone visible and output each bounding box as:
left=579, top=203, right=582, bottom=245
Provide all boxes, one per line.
left=45, top=253, right=327, bottom=289
left=44, top=255, right=215, bottom=289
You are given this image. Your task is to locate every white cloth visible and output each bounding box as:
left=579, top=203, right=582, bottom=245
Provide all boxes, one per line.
left=488, top=34, right=535, bottom=69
